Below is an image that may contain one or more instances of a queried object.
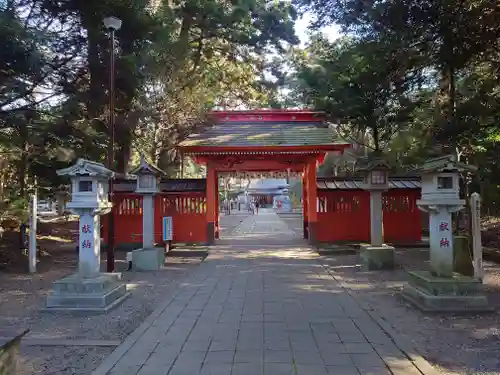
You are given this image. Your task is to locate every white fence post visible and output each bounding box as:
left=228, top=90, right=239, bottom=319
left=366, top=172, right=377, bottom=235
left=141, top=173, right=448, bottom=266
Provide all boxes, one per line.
left=29, top=194, right=37, bottom=273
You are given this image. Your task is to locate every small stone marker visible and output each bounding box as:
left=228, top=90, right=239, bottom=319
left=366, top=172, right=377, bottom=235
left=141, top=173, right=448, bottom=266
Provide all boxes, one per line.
left=470, top=192, right=483, bottom=280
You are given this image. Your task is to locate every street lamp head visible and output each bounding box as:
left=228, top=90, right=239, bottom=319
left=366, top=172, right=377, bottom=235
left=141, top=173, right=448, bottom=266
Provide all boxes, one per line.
left=103, top=16, right=122, bottom=31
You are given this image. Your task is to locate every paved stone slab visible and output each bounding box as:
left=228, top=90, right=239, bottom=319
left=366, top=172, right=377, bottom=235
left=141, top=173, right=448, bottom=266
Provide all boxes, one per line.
left=92, top=210, right=440, bottom=375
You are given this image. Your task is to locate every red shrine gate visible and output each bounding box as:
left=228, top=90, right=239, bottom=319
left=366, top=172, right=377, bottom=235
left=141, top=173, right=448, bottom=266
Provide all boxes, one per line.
left=103, top=110, right=423, bottom=248
left=179, top=110, right=350, bottom=245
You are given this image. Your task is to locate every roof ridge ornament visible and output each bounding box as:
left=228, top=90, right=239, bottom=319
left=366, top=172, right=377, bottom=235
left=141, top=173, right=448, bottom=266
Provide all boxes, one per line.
left=57, top=158, right=114, bottom=178
left=130, top=154, right=165, bottom=176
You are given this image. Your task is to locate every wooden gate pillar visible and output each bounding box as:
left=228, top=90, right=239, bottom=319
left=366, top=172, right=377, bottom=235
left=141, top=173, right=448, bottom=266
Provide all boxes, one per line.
left=215, top=172, right=220, bottom=239
left=302, top=171, right=308, bottom=239
left=306, top=161, right=318, bottom=245
left=206, top=163, right=217, bottom=245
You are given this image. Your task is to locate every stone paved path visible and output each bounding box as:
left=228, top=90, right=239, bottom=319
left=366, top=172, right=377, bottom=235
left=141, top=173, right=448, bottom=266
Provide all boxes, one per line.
left=93, top=210, right=432, bottom=375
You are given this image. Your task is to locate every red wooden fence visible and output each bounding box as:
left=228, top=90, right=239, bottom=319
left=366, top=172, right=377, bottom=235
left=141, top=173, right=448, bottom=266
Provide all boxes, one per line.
left=382, top=189, right=421, bottom=243
left=102, top=178, right=208, bottom=247
left=316, top=183, right=422, bottom=243
left=102, top=177, right=421, bottom=247
left=102, top=194, right=143, bottom=245
left=317, top=191, right=370, bottom=242
left=154, top=193, right=207, bottom=244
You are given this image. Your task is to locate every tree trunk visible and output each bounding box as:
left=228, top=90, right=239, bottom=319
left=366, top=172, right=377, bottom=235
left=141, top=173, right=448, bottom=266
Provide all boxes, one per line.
left=83, top=18, right=105, bottom=127
left=115, top=121, right=133, bottom=174
left=434, top=63, right=456, bottom=152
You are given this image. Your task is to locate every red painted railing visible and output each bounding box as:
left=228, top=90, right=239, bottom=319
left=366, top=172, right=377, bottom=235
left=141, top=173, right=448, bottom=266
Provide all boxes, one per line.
left=382, top=189, right=421, bottom=243
left=102, top=192, right=207, bottom=246
left=102, top=194, right=143, bottom=245
left=154, top=193, right=207, bottom=244
left=316, top=189, right=422, bottom=243
left=317, top=191, right=371, bottom=242
left=102, top=186, right=420, bottom=246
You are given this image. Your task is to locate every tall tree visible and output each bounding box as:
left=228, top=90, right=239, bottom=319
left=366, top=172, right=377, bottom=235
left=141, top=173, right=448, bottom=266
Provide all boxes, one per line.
left=297, top=0, right=500, bottom=150
left=293, top=36, right=418, bottom=151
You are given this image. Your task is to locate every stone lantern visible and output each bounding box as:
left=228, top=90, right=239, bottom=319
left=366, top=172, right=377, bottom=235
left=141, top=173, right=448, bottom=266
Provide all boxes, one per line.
left=402, top=155, right=491, bottom=312
left=133, top=155, right=161, bottom=195
left=130, top=155, right=165, bottom=271
left=358, top=154, right=395, bottom=270
left=416, top=155, right=471, bottom=277
left=45, top=159, right=129, bottom=312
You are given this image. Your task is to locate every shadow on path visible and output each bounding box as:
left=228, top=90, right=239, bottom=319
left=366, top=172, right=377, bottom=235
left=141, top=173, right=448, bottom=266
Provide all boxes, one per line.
left=92, top=210, right=441, bottom=375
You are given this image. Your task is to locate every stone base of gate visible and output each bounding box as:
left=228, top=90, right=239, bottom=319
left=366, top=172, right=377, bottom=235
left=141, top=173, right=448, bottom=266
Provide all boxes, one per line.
left=316, top=243, right=356, bottom=255
left=307, top=222, right=318, bottom=246
left=206, top=222, right=215, bottom=245
left=132, top=247, right=165, bottom=271
left=360, top=244, right=395, bottom=270
left=401, top=271, right=492, bottom=313
left=44, top=273, right=129, bottom=313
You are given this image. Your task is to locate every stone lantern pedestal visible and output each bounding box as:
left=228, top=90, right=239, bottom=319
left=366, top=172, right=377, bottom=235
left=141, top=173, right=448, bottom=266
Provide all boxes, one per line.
left=44, top=159, right=129, bottom=312
left=402, top=155, right=491, bottom=313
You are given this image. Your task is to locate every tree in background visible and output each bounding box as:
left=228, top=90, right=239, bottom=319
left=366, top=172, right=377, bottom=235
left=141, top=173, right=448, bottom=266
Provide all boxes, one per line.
left=0, top=0, right=300, bottom=223
left=293, top=36, right=419, bottom=152
left=287, top=0, right=500, bottom=239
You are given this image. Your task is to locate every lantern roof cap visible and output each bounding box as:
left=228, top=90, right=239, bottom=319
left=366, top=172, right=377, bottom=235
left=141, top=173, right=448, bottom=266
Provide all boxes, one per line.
left=56, top=158, right=114, bottom=178
left=357, top=152, right=391, bottom=173
left=415, top=154, right=476, bottom=174
left=130, top=154, right=165, bottom=176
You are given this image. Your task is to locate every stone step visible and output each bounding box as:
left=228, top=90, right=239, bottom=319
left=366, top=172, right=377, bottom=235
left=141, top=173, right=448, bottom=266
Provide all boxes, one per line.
left=407, top=270, right=483, bottom=296
left=401, top=283, right=493, bottom=313
left=46, top=284, right=127, bottom=310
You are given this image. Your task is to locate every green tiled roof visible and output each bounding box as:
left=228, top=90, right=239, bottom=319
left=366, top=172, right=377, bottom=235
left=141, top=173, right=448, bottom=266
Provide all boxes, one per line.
left=179, top=121, right=341, bottom=147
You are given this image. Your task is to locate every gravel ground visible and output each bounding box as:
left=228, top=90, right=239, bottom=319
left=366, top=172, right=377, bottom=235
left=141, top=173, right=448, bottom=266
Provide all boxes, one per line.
left=319, top=250, right=500, bottom=375
left=280, top=214, right=500, bottom=375
left=0, top=253, right=204, bottom=341
left=5, top=212, right=500, bottom=375
left=19, top=346, right=114, bottom=375
left=0, top=251, right=205, bottom=375
left=0, top=214, right=244, bottom=375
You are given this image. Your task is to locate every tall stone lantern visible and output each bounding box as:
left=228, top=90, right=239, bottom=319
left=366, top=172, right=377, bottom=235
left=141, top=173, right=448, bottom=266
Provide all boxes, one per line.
left=358, top=154, right=395, bottom=270
left=130, top=155, right=165, bottom=271
left=402, top=155, right=491, bottom=312
left=131, top=155, right=163, bottom=248
left=45, top=159, right=129, bottom=312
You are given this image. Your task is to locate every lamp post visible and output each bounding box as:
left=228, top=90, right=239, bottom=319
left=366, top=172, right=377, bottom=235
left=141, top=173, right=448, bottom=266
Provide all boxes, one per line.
left=103, top=16, right=122, bottom=272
